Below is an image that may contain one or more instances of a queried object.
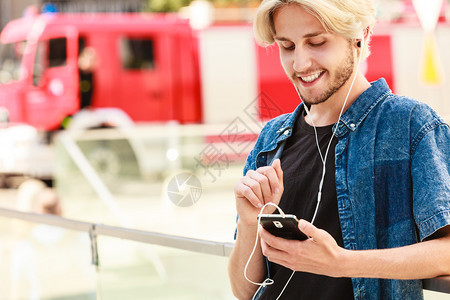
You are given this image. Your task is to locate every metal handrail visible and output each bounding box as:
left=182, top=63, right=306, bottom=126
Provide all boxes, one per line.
left=0, top=207, right=234, bottom=257
left=423, top=277, right=450, bottom=294
left=0, top=206, right=449, bottom=295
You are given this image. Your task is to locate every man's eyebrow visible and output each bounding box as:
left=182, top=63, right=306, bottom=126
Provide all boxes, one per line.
left=274, top=31, right=327, bottom=41
left=303, top=31, right=327, bottom=38
left=274, top=36, right=290, bottom=42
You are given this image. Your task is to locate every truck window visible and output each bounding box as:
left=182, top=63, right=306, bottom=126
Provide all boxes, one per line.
left=120, top=37, right=154, bottom=70
left=0, top=41, right=25, bottom=84
left=49, top=38, right=67, bottom=67
left=33, top=38, right=67, bottom=86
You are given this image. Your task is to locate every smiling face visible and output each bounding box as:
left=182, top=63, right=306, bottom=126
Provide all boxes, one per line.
left=273, top=4, right=357, bottom=106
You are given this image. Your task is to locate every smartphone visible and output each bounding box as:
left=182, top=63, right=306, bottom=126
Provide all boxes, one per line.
left=258, top=214, right=308, bottom=241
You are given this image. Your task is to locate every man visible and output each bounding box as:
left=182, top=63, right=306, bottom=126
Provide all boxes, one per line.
left=228, top=0, right=450, bottom=299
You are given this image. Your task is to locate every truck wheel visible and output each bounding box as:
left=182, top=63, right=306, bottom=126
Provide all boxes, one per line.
left=76, top=138, right=141, bottom=180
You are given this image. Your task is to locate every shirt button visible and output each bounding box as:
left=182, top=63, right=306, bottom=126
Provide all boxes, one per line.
left=283, top=130, right=290, bottom=135
left=350, top=123, right=356, bottom=129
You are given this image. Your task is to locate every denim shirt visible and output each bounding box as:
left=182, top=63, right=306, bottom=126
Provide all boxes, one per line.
left=243, top=79, right=450, bottom=299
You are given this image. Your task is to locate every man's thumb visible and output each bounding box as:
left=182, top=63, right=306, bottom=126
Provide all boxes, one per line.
left=298, top=219, right=315, bottom=239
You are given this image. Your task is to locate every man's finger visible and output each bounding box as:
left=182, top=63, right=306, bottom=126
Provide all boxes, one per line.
left=260, top=226, right=291, bottom=250
left=271, top=158, right=283, bottom=183
left=256, top=167, right=280, bottom=201
left=247, top=170, right=271, bottom=204
left=260, top=226, right=296, bottom=262
left=298, top=219, right=319, bottom=240
left=236, top=177, right=264, bottom=208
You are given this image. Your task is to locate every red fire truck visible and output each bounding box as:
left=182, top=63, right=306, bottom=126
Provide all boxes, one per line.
left=0, top=13, right=205, bottom=128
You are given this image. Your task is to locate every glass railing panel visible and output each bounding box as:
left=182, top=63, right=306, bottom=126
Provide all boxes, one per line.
left=424, top=290, right=450, bottom=300
left=95, top=235, right=234, bottom=300
left=54, top=128, right=241, bottom=243
left=0, top=216, right=96, bottom=300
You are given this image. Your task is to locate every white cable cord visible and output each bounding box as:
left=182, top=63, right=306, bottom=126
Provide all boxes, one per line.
left=244, top=203, right=283, bottom=286
left=298, top=37, right=364, bottom=225
left=244, top=203, right=297, bottom=300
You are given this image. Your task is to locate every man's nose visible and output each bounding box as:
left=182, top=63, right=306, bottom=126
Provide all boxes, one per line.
left=293, top=48, right=313, bottom=73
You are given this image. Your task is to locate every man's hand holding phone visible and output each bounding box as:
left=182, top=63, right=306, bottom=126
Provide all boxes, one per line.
left=234, top=159, right=284, bottom=227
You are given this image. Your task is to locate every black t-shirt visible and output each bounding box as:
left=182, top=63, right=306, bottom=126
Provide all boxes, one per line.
left=259, top=108, right=354, bottom=300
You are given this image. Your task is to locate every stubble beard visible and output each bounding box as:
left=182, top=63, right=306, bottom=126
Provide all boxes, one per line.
left=294, top=46, right=355, bottom=106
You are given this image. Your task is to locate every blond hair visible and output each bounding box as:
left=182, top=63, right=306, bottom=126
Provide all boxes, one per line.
left=253, top=0, right=376, bottom=59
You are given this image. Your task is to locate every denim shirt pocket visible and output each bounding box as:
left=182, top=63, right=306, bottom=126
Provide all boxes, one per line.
left=256, top=129, right=291, bottom=168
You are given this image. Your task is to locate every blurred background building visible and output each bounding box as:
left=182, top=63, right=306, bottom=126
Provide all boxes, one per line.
left=0, top=0, right=37, bottom=28
left=0, top=0, right=146, bottom=29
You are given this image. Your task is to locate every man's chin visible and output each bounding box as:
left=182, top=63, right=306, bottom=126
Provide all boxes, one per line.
left=299, top=95, right=328, bottom=106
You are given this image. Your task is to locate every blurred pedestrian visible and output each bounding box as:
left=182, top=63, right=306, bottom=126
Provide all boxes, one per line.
left=78, top=45, right=98, bottom=109
left=10, top=180, right=63, bottom=300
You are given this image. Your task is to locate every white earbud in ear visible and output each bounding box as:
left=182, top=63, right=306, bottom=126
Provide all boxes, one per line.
left=357, top=34, right=364, bottom=48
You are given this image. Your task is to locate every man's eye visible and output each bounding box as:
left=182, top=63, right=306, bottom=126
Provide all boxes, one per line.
left=281, top=43, right=295, bottom=50
left=309, top=41, right=325, bottom=47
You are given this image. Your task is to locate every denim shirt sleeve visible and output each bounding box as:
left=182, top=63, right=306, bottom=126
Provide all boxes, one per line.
left=410, top=106, right=450, bottom=240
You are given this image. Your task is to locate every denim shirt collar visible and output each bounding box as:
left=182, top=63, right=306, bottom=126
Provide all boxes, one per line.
left=333, top=78, right=392, bottom=137
left=275, top=79, right=392, bottom=140
left=273, top=103, right=303, bottom=142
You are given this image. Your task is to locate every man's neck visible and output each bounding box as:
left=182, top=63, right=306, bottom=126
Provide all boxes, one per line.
left=304, top=73, right=371, bottom=127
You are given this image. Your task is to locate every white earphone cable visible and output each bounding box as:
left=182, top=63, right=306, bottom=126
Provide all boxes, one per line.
left=298, top=35, right=364, bottom=224
left=243, top=203, right=299, bottom=300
